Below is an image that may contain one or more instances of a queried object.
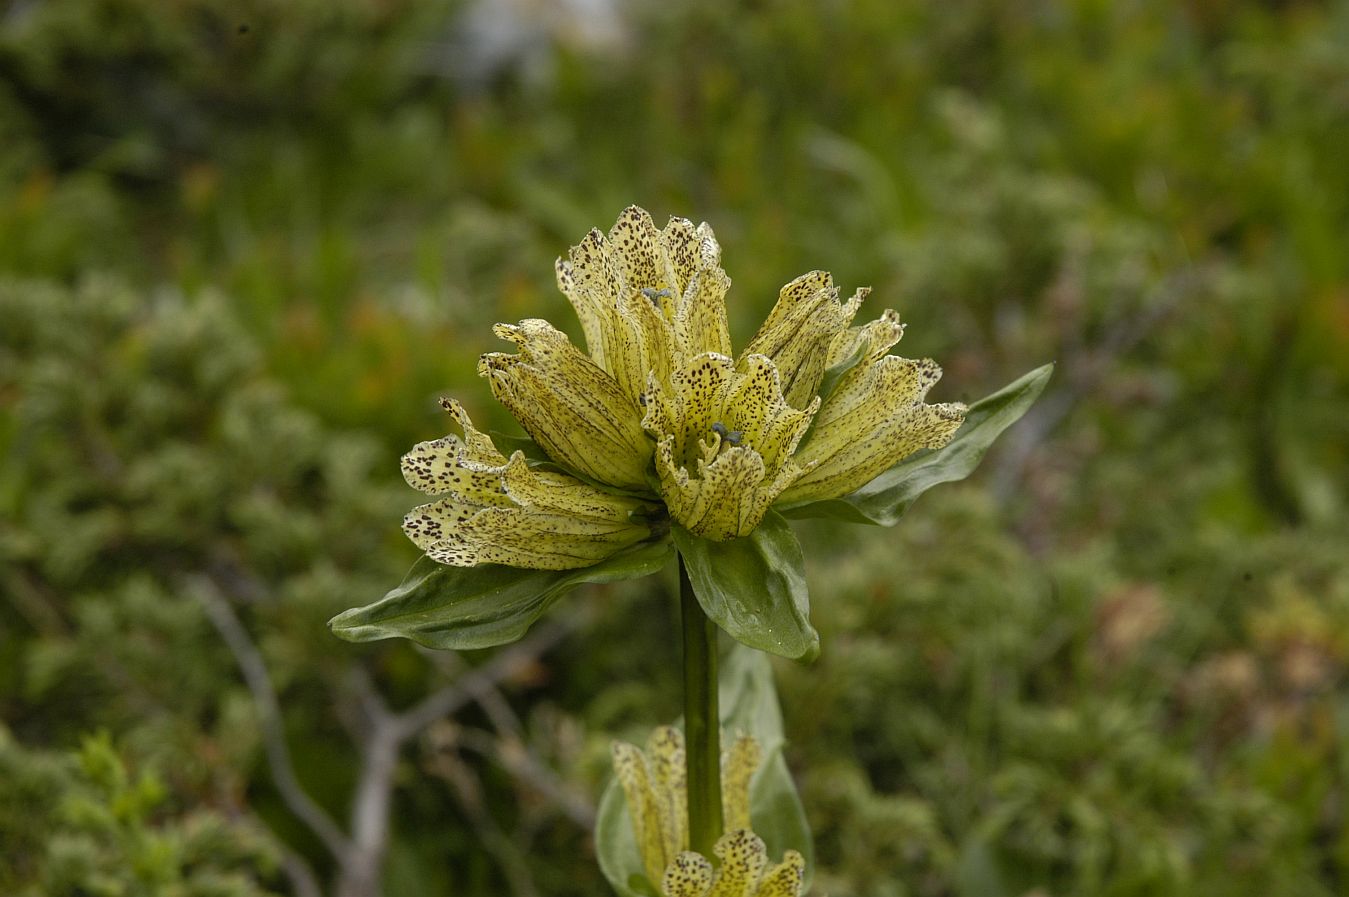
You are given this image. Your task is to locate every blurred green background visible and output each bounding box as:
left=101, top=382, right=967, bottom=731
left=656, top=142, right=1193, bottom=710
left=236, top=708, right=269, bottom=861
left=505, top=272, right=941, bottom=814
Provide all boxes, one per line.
left=2, top=0, right=1347, bottom=894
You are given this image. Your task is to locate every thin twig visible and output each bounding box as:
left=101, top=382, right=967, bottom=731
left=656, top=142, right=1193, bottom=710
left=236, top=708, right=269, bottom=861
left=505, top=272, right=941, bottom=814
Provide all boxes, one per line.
left=391, top=619, right=575, bottom=740
left=278, top=849, right=324, bottom=897
left=200, top=570, right=588, bottom=897
left=336, top=727, right=400, bottom=897
left=418, top=648, right=523, bottom=738
left=329, top=615, right=580, bottom=897
left=453, top=727, right=596, bottom=830
left=430, top=745, right=542, bottom=897
left=194, top=580, right=351, bottom=861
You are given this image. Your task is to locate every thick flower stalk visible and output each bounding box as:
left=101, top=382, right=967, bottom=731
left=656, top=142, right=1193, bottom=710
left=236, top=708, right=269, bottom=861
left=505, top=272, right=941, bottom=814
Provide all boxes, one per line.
left=402, top=205, right=967, bottom=564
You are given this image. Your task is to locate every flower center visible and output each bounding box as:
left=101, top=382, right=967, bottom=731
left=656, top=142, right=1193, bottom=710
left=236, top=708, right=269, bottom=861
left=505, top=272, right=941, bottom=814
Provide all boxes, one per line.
left=710, top=421, right=743, bottom=448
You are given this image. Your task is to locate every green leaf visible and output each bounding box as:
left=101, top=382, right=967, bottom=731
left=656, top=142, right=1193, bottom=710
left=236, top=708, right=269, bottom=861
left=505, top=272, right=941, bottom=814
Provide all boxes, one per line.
left=780, top=362, right=1054, bottom=525
left=719, top=638, right=787, bottom=742
left=328, top=539, right=672, bottom=651
left=596, top=645, right=813, bottom=896
left=672, top=513, right=818, bottom=661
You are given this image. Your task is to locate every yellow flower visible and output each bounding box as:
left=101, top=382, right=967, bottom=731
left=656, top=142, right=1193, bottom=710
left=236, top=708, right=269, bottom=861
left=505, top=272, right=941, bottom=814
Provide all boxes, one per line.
left=401, top=399, right=657, bottom=570
left=642, top=353, right=817, bottom=540
left=478, top=319, right=653, bottom=490
left=740, top=270, right=870, bottom=410
left=611, top=726, right=764, bottom=888
left=406, top=205, right=966, bottom=565
left=662, top=830, right=806, bottom=897
left=556, top=206, right=733, bottom=405
left=776, top=304, right=968, bottom=505
left=545, top=209, right=964, bottom=534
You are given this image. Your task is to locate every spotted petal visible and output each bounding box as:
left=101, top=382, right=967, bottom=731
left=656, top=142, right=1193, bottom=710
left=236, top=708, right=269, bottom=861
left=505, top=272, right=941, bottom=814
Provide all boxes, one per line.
left=721, top=735, right=762, bottom=833
left=708, top=829, right=767, bottom=897
left=478, top=319, right=652, bottom=490
left=406, top=499, right=651, bottom=570
left=556, top=206, right=732, bottom=405
left=659, top=831, right=805, bottom=897
left=662, top=215, right=733, bottom=361
left=741, top=271, right=868, bottom=409
left=750, top=850, right=806, bottom=897
left=400, top=397, right=512, bottom=502
left=781, top=353, right=966, bottom=504
left=662, top=853, right=715, bottom=897
left=400, top=404, right=656, bottom=570
left=612, top=726, right=689, bottom=887
left=647, top=353, right=816, bottom=540
left=824, top=307, right=905, bottom=372
left=611, top=727, right=774, bottom=891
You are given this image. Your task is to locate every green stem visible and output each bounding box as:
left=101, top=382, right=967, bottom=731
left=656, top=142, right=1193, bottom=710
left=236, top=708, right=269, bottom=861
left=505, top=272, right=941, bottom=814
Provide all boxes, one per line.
left=679, top=551, right=722, bottom=857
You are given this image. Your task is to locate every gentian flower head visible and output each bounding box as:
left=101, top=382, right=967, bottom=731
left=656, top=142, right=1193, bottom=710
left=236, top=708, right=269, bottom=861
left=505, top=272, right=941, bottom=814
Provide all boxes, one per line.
left=610, top=726, right=805, bottom=896
left=661, top=829, right=806, bottom=897
left=404, top=206, right=966, bottom=558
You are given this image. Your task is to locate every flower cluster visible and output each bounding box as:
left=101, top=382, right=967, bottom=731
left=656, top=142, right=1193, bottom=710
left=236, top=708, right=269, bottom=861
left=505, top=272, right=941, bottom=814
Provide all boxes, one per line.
left=404, top=206, right=965, bottom=564
left=611, top=727, right=802, bottom=897
left=662, top=830, right=805, bottom=897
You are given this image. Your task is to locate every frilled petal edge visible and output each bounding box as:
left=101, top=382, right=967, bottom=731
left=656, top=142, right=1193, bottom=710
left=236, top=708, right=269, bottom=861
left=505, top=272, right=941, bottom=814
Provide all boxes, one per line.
left=401, top=401, right=658, bottom=570
left=780, top=353, right=966, bottom=504
left=661, top=830, right=805, bottom=897
left=645, top=352, right=817, bottom=540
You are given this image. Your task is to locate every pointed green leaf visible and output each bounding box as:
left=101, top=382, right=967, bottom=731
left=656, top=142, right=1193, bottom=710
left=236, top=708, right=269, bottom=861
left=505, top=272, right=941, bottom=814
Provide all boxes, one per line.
left=719, top=639, right=786, bottom=743
left=597, top=645, right=812, bottom=896
left=779, top=362, right=1053, bottom=525
left=672, top=513, right=818, bottom=661
left=328, top=539, right=672, bottom=651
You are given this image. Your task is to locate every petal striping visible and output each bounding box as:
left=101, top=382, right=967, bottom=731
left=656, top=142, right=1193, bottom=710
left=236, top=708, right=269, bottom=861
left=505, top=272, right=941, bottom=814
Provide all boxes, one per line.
left=782, top=351, right=966, bottom=503
left=479, top=319, right=652, bottom=489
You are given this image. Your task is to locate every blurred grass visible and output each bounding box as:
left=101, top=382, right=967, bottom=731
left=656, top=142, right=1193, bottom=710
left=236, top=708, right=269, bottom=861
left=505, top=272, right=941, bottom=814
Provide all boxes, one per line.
left=1, top=0, right=1347, bottom=894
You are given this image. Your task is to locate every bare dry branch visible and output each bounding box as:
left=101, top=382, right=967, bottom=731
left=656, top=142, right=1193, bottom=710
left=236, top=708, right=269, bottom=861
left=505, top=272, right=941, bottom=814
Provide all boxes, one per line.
left=454, top=726, right=596, bottom=830
left=200, top=575, right=588, bottom=897
left=431, top=745, right=542, bottom=897
left=279, top=849, right=324, bottom=897
left=194, top=580, right=351, bottom=861
left=335, top=728, right=400, bottom=897
left=392, top=619, right=575, bottom=740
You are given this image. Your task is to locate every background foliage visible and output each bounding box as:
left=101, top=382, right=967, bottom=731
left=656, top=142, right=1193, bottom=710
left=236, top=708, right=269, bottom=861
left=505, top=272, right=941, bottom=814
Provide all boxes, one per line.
left=2, top=1, right=1347, bottom=894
